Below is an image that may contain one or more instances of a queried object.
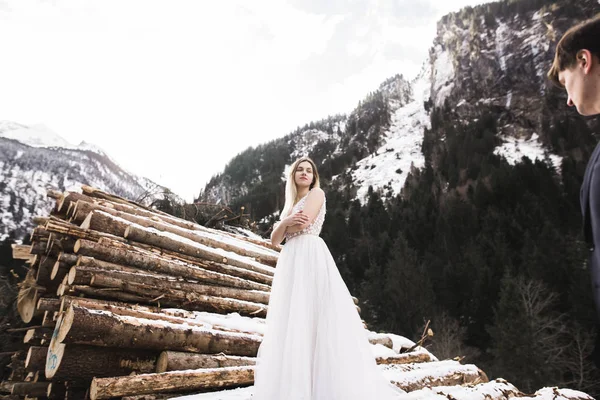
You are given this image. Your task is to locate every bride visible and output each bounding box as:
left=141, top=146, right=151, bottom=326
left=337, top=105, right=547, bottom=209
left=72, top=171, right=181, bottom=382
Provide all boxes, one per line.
left=252, top=157, right=405, bottom=399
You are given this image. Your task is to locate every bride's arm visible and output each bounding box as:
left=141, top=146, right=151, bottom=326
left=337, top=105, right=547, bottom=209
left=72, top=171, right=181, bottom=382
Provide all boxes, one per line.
left=270, top=211, right=310, bottom=246
left=286, top=188, right=325, bottom=234
left=270, top=221, right=288, bottom=246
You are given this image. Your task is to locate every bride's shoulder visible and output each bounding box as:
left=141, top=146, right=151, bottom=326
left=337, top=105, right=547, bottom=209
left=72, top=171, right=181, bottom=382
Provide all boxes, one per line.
left=309, top=187, right=325, bottom=198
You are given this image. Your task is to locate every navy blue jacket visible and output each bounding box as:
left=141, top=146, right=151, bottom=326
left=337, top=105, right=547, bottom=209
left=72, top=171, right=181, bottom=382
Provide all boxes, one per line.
left=581, top=141, right=600, bottom=321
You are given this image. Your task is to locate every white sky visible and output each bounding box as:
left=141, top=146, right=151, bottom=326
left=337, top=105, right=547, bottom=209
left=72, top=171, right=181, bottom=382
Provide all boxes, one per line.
left=0, top=0, right=488, bottom=201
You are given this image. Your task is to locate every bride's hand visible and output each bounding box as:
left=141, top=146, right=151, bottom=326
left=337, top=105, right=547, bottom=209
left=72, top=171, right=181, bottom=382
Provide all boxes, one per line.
left=282, top=211, right=309, bottom=227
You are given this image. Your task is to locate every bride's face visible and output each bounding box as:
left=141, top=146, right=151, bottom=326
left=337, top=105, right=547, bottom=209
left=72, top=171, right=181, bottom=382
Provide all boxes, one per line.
left=294, top=161, right=314, bottom=189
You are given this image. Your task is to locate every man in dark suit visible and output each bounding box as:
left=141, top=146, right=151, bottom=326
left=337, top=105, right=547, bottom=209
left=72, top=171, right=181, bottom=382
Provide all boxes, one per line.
left=548, top=13, right=600, bottom=367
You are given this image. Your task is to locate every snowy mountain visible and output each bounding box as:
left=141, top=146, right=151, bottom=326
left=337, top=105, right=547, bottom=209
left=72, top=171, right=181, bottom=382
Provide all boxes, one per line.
left=0, top=121, right=170, bottom=241
left=201, top=0, right=600, bottom=216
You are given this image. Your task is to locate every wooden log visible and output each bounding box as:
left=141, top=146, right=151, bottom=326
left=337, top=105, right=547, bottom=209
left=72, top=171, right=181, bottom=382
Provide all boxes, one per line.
left=368, top=336, right=393, bottom=349
left=59, top=295, right=161, bottom=314
left=32, top=216, right=50, bottom=226
left=0, top=381, right=14, bottom=394
left=55, top=305, right=261, bottom=356
left=45, top=217, right=125, bottom=243
left=17, top=286, right=41, bottom=324
left=44, top=343, right=158, bottom=380
left=83, top=209, right=278, bottom=267
left=57, top=191, right=95, bottom=213
left=37, top=298, right=60, bottom=312
left=78, top=206, right=129, bottom=235
left=51, top=253, right=77, bottom=281
left=124, top=225, right=273, bottom=277
left=10, top=382, right=50, bottom=397
left=46, top=382, right=67, bottom=400
left=61, top=285, right=154, bottom=304
left=105, top=237, right=273, bottom=286
left=68, top=264, right=270, bottom=305
left=23, top=328, right=53, bottom=345
left=60, top=300, right=210, bottom=330
left=8, top=353, right=26, bottom=381
left=29, top=241, right=48, bottom=255
left=25, top=347, right=47, bottom=372
left=376, top=352, right=431, bottom=365
left=156, top=351, right=255, bottom=372
left=12, top=244, right=34, bottom=260
left=30, top=227, right=50, bottom=242
left=72, top=275, right=266, bottom=316
left=47, top=189, right=63, bottom=199
left=85, top=185, right=280, bottom=253
left=74, top=239, right=269, bottom=291
left=35, top=256, right=57, bottom=289
left=46, top=237, right=76, bottom=257
left=41, top=311, right=56, bottom=329
left=89, top=366, right=254, bottom=400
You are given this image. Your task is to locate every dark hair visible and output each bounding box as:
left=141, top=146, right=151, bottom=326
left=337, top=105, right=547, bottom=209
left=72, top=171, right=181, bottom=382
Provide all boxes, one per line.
left=548, top=13, right=600, bottom=87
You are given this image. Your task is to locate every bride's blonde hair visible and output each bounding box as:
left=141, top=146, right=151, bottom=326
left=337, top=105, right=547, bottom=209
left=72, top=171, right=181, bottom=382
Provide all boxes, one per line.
left=280, top=157, right=320, bottom=219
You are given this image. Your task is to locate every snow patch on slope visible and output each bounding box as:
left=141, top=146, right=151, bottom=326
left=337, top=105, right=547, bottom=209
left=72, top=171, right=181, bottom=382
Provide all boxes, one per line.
left=351, top=66, right=430, bottom=203
left=494, top=133, right=562, bottom=170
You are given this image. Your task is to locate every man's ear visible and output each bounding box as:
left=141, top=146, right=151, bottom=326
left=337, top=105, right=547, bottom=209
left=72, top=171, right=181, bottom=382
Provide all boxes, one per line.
left=576, top=49, right=594, bottom=74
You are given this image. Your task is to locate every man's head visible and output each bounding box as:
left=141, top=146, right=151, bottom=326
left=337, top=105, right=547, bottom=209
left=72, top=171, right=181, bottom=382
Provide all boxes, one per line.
left=548, top=13, right=600, bottom=116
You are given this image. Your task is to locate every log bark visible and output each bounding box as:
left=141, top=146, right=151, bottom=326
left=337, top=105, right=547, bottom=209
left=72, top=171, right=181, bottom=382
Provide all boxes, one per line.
left=83, top=209, right=278, bottom=266
left=81, top=185, right=280, bottom=252
left=156, top=351, right=255, bottom=372
left=41, top=310, right=56, bottom=329
left=90, top=366, right=254, bottom=400
left=11, top=244, right=33, bottom=260
left=35, top=256, right=58, bottom=289
left=47, top=189, right=63, bottom=199
left=32, top=216, right=50, bottom=226
left=124, top=225, right=274, bottom=277
left=25, top=346, right=47, bottom=372
left=37, top=298, right=60, bottom=312
left=46, top=382, right=67, bottom=400
left=376, top=352, right=431, bottom=365
left=61, top=285, right=154, bottom=304
left=65, top=271, right=268, bottom=316
left=56, top=305, right=261, bottom=356
left=60, top=300, right=211, bottom=330
left=44, top=343, right=158, bottom=380
left=45, top=217, right=125, bottom=243
left=107, top=237, right=273, bottom=286
left=29, top=240, right=48, bottom=255
left=69, top=264, right=270, bottom=305
left=46, top=237, right=76, bottom=257
left=79, top=206, right=129, bottom=236
left=74, top=239, right=270, bottom=291
left=59, top=295, right=161, bottom=314
left=57, top=191, right=95, bottom=213
left=51, top=252, right=77, bottom=281
left=30, top=227, right=49, bottom=242
left=10, top=382, right=50, bottom=397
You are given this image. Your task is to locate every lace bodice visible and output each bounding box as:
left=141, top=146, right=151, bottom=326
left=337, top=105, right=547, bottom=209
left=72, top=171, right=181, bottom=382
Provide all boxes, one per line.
left=284, top=191, right=326, bottom=241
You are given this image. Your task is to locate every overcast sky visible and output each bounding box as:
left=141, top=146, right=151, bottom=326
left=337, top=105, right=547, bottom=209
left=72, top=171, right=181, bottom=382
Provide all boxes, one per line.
left=0, top=0, right=489, bottom=201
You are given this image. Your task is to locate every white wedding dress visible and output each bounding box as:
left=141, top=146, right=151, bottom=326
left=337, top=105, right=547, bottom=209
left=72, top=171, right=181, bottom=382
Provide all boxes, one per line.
left=253, top=191, right=405, bottom=399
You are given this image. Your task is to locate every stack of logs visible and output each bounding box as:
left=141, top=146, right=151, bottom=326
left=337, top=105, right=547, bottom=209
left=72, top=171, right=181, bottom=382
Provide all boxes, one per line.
left=2, top=185, right=372, bottom=400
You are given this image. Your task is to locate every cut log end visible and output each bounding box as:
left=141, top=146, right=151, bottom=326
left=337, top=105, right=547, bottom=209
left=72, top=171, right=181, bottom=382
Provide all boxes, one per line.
left=56, top=305, right=75, bottom=344
left=156, top=352, right=168, bottom=373
left=45, top=342, right=65, bottom=380
left=17, top=288, right=39, bottom=324
left=73, top=239, right=82, bottom=254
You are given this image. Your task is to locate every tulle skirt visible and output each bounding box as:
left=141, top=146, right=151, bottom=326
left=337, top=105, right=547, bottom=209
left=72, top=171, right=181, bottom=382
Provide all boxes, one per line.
left=252, top=234, right=405, bottom=400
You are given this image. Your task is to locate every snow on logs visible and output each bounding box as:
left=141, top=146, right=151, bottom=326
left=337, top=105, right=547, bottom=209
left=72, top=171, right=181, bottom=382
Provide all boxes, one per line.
left=5, top=185, right=591, bottom=400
